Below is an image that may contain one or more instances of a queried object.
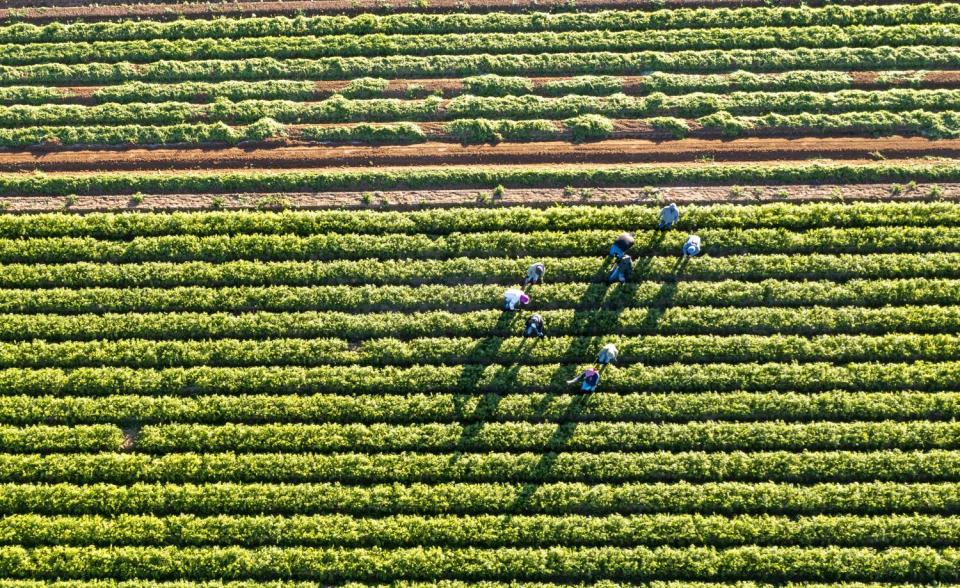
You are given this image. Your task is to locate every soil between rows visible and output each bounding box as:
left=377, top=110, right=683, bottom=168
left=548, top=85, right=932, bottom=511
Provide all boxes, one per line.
left=2, top=182, right=955, bottom=213
left=1, top=137, right=957, bottom=173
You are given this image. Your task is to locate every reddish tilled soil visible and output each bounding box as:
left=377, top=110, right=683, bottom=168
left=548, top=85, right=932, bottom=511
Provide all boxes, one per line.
left=1, top=137, right=957, bottom=173
left=6, top=183, right=956, bottom=213
left=0, top=0, right=928, bottom=21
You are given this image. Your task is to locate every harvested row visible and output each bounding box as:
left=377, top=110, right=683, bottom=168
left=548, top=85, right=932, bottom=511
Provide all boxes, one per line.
left=1, top=279, right=958, bottom=314
left=3, top=253, right=959, bottom=288
left=0, top=480, right=956, bottom=516
left=0, top=450, right=958, bottom=483
left=134, top=421, right=960, bottom=453
left=1, top=391, right=960, bottom=425
left=6, top=513, right=960, bottom=548
left=1, top=332, right=958, bottom=368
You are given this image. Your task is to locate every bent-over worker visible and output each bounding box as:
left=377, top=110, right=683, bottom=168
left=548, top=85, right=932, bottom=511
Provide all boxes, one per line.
left=597, top=343, right=618, bottom=366
left=522, top=262, right=546, bottom=289
left=503, top=288, right=530, bottom=311
left=524, top=314, right=546, bottom=338
left=682, top=234, right=701, bottom=258
left=609, top=232, right=635, bottom=261
left=567, top=367, right=601, bottom=393
left=607, top=254, right=633, bottom=284
left=658, top=203, right=680, bottom=230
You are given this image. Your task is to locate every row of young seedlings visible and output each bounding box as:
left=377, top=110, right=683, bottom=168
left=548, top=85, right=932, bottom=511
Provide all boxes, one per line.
left=7, top=420, right=960, bottom=453
left=0, top=390, right=955, bottom=425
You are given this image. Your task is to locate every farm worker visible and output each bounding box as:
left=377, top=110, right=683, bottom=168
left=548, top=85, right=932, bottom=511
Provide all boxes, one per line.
left=609, top=232, right=635, bottom=261
left=607, top=255, right=633, bottom=284
left=682, top=234, right=701, bottom=258
left=597, top=343, right=618, bottom=366
left=504, top=287, right=530, bottom=311
left=658, top=203, right=680, bottom=229
left=567, top=367, right=601, bottom=392
left=524, top=314, right=546, bottom=338
left=522, top=262, right=546, bottom=288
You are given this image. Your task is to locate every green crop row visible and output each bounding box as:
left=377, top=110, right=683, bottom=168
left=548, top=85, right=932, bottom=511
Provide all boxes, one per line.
left=0, top=390, right=957, bottom=426
left=0, top=425, right=121, bottom=452
left=4, top=513, right=960, bottom=548
left=0, top=450, right=958, bottom=483
left=1, top=306, right=957, bottom=342
left=0, top=544, right=959, bottom=582
left=14, top=109, right=960, bottom=148
left=11, top=88, right=960, bottom=128
left=1, top=25, right=954, bottom=67
left=1, top=226, right=957, bottom=263
left=134, top=421, right=960, bottom=453
left=0, top=480, right=955, bottom=516
left=2, top=333, right=958, bottom=369
left=4, top=254, right=960, bottom=288
left=4, top=278, right=959, bottom=314
left=3, top=5, right=955, bottom=44
left=0, top=202, right=955, bottom=240
left=0, top=360, right=958, bottom=395
left=4, top=71, right=887, bottom=106
left=2, top=161, right=958, bottom=197
left=2, top=46, right=958, bottom=86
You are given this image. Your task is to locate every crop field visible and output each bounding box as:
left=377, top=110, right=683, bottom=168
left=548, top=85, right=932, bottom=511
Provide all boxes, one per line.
left=3, top=0, right=960, bottom=585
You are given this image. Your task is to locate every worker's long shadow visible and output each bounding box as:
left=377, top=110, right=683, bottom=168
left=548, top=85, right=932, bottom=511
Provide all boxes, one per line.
left=510, top=269, right=618, bottom=512
left=451, top=310, right=531, bottom=460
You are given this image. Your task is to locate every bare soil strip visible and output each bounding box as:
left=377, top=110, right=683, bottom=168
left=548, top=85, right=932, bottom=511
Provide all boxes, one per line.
left=3, top=182, right=953, bottom=213
left=0, top=0, right=926, bottom=22
left=0, top=137, right=955, bottom=173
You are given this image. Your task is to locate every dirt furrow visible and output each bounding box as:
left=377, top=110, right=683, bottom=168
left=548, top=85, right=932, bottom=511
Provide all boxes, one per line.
left=2, top=182, right=954, bottom=213
left=0, top=137, right=956, bottom=173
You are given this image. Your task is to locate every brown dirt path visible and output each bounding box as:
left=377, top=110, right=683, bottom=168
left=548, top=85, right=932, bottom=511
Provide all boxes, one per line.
left=4, top=182, right=955, bottom=213
left=0, top=0, right=929, bottom=22
left=1, top=137, right=956, bottom=173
